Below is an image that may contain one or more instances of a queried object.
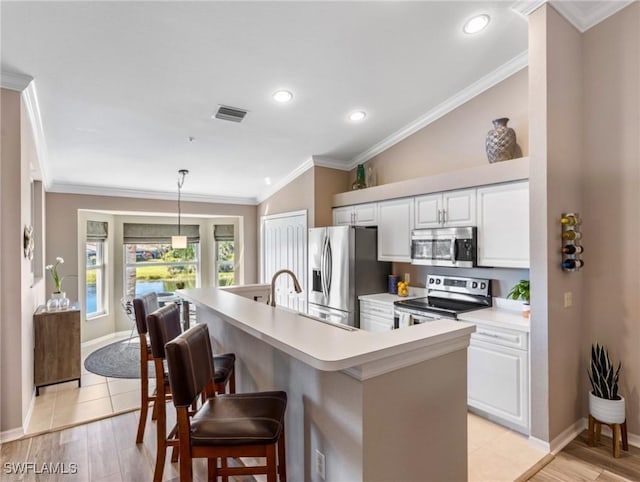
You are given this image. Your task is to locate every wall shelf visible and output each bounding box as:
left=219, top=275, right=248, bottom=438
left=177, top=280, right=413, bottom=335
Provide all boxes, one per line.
left=332, top=156, right=529, bottom=208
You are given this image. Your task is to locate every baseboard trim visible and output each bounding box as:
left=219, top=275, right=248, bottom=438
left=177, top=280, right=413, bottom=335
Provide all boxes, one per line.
left=1, top=427, right=25, bottom=443
left=22, top=388, right=37, bottom=437
left=527, top=435, right=551, bottom=453
left=81, top=330, right=131, bottom=349
left=550, top=418, right=588, bottom=454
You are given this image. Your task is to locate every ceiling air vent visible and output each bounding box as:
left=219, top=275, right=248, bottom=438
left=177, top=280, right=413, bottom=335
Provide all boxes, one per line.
left=214, top=105, right=248, bottom=123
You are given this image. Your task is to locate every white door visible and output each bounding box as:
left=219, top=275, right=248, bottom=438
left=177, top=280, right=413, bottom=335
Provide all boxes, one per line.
left=261, top=211, right=307, bottom=312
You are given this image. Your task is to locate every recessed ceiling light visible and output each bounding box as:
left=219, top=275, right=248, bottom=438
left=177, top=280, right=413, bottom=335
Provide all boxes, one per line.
left=463, top=14, right=490, bottom=34
left=349, top=111, right=367, bottom=122
left=273, top=90, right=293, bottom=103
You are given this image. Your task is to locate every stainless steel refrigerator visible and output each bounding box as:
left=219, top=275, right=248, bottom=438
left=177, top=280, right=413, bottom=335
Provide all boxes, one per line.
left=307, top=225, right=391, bottom=328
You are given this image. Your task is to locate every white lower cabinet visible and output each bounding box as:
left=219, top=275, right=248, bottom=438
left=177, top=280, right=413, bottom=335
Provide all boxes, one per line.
left=476, top=181, right=529, bottom=268
left=359, top=299, right=394, bottom=331
left=467, top=323, right=529, bottom=434
left=377, top=198, right=413, bottom=262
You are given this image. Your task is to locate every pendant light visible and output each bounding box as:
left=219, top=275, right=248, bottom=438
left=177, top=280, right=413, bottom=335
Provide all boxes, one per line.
left=171, top=169, right=189, bottom=249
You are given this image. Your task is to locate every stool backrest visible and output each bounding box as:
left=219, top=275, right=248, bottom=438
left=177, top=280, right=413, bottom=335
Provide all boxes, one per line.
left=166, top=324, right=216, bottom=407
left=147, top=303, right=181, bottom=360
left=133, top=292, right=158, bottom=335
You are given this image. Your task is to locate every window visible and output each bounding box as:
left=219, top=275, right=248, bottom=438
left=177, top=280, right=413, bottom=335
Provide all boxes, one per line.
left=123, top=243, right=200, bottom=297
left=86, top=240, right=105, bottom=317
left=86, top=220, right=108, bottom=318
left=214, top=224, right=235, bottom=287
left=122, top=223, right=201, bottom=297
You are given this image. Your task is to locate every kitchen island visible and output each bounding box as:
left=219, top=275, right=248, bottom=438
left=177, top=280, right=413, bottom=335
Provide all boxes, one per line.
left=179, top=287, right=475, bottom=482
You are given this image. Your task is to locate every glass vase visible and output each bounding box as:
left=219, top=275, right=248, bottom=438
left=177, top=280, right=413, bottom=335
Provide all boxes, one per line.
left=47, top=292, right=68, bottom=311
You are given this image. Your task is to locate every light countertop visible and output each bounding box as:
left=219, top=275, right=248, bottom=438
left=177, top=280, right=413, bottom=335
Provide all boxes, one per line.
left=458, top=299, right=530, bottom=332
left=178, top=287, right=475, bottom=376
left=359, top=287, right=428, bottom=304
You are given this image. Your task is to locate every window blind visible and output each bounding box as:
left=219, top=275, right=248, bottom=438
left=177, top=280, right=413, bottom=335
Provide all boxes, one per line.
left=87, top=220, right=108, bottom=241
left=123, top=223, right=200, bottom=244
left=214, top=224, right=234, bottom=241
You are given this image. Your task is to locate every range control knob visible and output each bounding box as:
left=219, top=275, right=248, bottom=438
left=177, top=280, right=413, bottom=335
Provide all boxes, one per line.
left=428, top=278, right=435, bottom=284
left=472, top=282, right=478, bottom=289
left=480, top=282, right=486, bottom=289
left=435, top=279, right=441, bottom=285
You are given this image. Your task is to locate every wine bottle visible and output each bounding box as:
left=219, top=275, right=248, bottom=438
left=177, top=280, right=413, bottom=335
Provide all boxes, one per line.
left=560, top=215, right=581, bottom=226
left=562, top=230, right=582, bottom=241
left=562, top=244, right=584, bottom=255
left=562, top=259, right=584, bottom=270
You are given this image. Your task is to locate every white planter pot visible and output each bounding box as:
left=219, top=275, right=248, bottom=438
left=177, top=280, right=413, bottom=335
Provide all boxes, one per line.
left=589, top=391, right=626, bottom=424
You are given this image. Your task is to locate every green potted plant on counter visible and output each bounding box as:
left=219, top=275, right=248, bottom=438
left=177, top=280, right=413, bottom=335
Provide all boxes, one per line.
left=588, top=343, right=625, bottom=424
left=507, top=279, right=530, bottom=318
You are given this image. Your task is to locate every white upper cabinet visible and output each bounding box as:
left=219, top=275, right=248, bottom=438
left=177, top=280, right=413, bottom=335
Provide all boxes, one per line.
left=377, top=198, right=414, bottom=262
left=333, top=203, right=377, bottom=226
left=414, top=188, right=476, bottom=228
left=476, top=181, right=529, bottom=268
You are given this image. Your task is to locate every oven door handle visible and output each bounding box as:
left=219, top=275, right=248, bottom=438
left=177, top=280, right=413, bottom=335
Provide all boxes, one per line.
left=450, top=236, right=457, bottom=263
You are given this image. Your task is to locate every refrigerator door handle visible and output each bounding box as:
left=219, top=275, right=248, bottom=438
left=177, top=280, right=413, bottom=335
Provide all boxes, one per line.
left=321, top=236, right=329, bottom=298
left=326, top=237, right=333, bottom=294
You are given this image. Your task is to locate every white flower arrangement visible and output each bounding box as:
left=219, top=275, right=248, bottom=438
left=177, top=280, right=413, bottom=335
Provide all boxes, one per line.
left=45, top=257, right=65, bottom=292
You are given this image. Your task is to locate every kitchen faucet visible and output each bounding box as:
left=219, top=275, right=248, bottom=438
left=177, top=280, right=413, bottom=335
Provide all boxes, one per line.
left=268, top=269, right=303, bottom=307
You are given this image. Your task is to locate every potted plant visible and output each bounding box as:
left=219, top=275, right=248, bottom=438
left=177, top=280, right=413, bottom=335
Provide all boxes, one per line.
left=588, top=343, right=625, bottom=424
left=507, top=279, right=530, bottom=317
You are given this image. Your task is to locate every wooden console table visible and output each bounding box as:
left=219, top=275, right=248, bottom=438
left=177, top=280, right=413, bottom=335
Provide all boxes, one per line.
left=34, top=305, right=81, bottom=395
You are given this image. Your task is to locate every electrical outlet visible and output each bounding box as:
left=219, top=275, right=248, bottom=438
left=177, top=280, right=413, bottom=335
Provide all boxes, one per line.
left=315, top=449, right=326, bottom=480
left=404, top=272, right=410, bottom=284
left=563, top=291, right=573, bottom=308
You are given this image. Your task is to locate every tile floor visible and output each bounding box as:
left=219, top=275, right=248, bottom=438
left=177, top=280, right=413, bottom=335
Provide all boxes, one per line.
left=26, top=332, right=151, bottom=434
left=26, top=334, right=547, bottom=480
left=468, top=412, right=547, bottom=481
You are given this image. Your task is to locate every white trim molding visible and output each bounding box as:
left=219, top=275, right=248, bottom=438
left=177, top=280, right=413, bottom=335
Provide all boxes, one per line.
left=0, top=71, right=33, bottom=91
left=347, top=51, right=529, bottom=169
left=22, top=80, right=51, bottom=190
left=255, top=157, right=315, bottom=204
left=550, top=418, right=588, bottom=454
left=511, top=1, right=547, bottom=18
left=0, top=427, right=24, bottom=443
left=550, top=0, right=634, bottom=33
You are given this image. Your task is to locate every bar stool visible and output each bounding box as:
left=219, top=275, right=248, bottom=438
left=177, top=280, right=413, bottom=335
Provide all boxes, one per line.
left=132, top=292, right=159, bottom=444
left=165, top=323, right=287, bottom=482
left=147, top=304, right=237, bottom=482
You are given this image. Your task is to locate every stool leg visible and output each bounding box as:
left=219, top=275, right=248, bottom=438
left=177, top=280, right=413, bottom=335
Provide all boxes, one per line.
left=207, top=458, right=217, bottom=482
left=266, top=444, right=277, bottom=482
left=229, top=369, right=236, bottom=394
left=153, top=362, right=167, bottom=482
left=588, top=415, right=595, bottom=446
left=136, top=365, right=149, bottom=443
left=613, top=423, right=621, bottom=458
left=278, top=423, right=287, bottom=482
left=622, top=420, right=629, bottom=451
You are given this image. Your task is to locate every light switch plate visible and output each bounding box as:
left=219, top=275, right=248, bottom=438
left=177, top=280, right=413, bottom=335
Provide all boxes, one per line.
left=563, top=292, right=573, bottom=308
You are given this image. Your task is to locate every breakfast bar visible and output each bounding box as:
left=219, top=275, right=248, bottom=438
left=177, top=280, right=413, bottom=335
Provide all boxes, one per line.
left=180, top=287, right=475, bottom=482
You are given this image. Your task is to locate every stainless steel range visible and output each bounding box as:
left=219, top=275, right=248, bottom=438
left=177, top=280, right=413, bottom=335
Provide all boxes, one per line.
left=393, top=275, right=492, bottom=328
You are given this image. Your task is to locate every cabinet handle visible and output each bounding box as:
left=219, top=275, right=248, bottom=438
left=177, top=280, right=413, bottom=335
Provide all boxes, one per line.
left=443, top=209, right=447, bottom=223
left=438, top=209, right=442, bottom=224
left=476, top=331, right=520, bottom=343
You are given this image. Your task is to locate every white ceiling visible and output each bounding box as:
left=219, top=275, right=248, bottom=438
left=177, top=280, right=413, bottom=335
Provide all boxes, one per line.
left=0, top=1, right=628, bottom=204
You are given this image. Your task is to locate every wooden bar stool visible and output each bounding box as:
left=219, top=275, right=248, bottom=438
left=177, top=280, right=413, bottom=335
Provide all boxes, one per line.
left=132, top=292, right=160, bottom=444
left=588, top=414, right=629, bottom=458
left=165, top=323, right=287, bottom=482
left=147, top=304, right=238, bottom=482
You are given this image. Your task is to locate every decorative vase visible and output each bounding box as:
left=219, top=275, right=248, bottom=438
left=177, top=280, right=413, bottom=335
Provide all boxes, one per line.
left=46, top=292, right=68, bottom=311
left=485, top=117, right=516, bottom=163
left=589, top=391, right=626, bottom=424
left=352, top=164, right=367, bottom=190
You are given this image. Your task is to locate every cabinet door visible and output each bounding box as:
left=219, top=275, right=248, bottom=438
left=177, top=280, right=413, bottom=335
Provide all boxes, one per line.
left=414, top=193, right=442, bottom=228
left=377, top=198, right=414, bottom=262
left=476, top=181, right=529, bottom=268
left=443, top=188, right=476, bottom=226
left=354, top=203, right=378, bottom=226
left=333, top=206, right=353, bottom=226
left=468, top=339, right=528, bottom=433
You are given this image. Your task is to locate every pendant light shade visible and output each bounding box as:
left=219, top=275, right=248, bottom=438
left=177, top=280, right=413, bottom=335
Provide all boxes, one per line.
left=172, top=169, right=189, bottom=249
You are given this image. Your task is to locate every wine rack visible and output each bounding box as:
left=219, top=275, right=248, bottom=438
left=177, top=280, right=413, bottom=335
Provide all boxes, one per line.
left=560, top=212, right=583, bottom=271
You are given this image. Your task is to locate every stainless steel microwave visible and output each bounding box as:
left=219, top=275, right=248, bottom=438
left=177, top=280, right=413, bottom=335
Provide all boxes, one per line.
left=411, top=226, right=477, bottom=267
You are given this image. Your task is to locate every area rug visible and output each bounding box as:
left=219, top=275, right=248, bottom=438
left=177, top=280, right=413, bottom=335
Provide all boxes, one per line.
left=84, top=338, right=154, bottom=378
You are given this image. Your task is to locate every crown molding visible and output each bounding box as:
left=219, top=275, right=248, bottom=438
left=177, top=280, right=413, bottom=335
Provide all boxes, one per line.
left=311, top=155, right=351, bottom=171
left=0, top=71, right=33, bottom=91
left=550, top=0, right=633, bottom=33
left=347, top=50, right=529, bottom=169
left=22, top=80, right=51, bottom=189
left=255, top=157, right=315, bottom=204
left=47, top=182, right=258, bottom=205
left=510, top=0, right=546, bottom=18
